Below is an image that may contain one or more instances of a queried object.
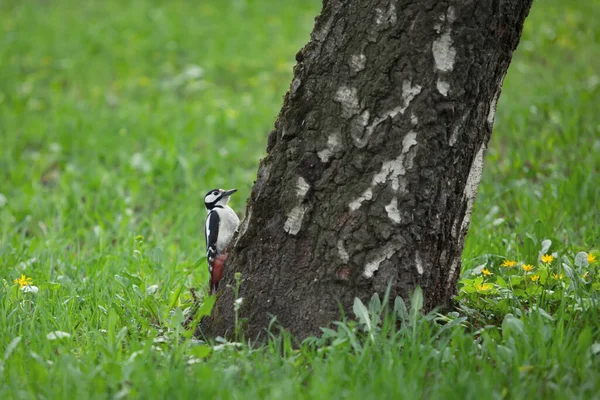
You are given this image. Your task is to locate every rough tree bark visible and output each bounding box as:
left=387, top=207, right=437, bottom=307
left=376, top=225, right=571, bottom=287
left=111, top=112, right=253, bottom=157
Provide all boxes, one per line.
left=201, top=0, right=533, bottom=340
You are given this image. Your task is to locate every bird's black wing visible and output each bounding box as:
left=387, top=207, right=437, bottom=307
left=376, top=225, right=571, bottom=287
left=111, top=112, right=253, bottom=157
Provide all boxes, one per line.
left=205, top=210, right=220, bottom=274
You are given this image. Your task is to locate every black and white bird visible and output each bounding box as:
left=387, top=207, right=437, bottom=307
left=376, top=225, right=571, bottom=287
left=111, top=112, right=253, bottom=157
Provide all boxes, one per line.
left=204, top=188, right=240, bottom=294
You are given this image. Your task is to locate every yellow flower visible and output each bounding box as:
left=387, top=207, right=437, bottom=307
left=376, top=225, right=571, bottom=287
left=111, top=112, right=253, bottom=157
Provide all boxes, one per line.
left=552, top=273, right=564, bottom=280
left=501, top=260, right=517, bottom=268
left=522, top=264, right=534, bottom=272
left=14, top=274, right=33, bottom=288
left=482, top=268, right=492, bottom=276
left=476, top=283, right=493, bottom=291
left=588, top=254, right=597, bottom=264
left=530, top=274, right=540, bottom=282
left=541, top=254, right=554, bottom=263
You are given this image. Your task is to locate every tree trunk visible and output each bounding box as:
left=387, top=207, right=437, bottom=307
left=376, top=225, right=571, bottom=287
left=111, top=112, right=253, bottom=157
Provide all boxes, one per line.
left=201, top=0, right=533, bottom=340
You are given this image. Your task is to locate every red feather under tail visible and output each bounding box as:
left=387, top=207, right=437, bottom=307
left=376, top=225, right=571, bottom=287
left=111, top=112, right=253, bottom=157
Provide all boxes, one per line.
left=210, top=253, right=228, bottom=294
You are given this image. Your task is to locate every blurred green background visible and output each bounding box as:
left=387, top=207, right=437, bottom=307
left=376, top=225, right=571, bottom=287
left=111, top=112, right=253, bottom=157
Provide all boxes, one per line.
left=0, top=0, right=318, bottom=269
left=0, top=0, right=598, bottom=276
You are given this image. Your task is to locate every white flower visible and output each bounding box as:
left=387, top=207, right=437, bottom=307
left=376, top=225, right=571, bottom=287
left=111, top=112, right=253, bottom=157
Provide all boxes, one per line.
left=183, top=65, right=204, bottom=79
left=46, top=331, right=71, bottom=340
left=0, top=193, right=7, bottom=208
left=49, top=143, right=62, bottom=153
left=21, top=285, right=39, bottom=294
left=93, top=226, right=102, bottom=237
left=146, top=285, right=159, bottom=295
left=130, top=153, right=151, bottom=173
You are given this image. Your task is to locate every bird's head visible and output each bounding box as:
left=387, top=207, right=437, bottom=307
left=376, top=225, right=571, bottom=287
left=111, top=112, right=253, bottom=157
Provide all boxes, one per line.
left=204, top=188, right=237, bottom=210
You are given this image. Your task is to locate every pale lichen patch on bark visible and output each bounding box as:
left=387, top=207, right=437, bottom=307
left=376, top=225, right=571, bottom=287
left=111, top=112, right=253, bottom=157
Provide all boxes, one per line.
left=460, top=142, right=486, bottom=235
left=385, top=197, right=401, bottom=224
left=432, top=4, right=457, bottom=93
left=374, top=2, right=396, bottom=26
left=487, top=89, right=500, bottom=127
left=410, top=113, right=418, bottom=126
left=363, top=243, right=401, bottom=278
left=488, top=71, right=507, bottom=128
left=432, top=31, right=456, bottom=72
left=415, top=251, right=424, bottom=275
left=446, top=6, right=457, bottom=23
left=284, top=205, right=307, bottom=236
left=337, top=239, right=350, bottom=263
left=432, top=6, right=457, bottom=73
left=349, top=188, right=373, bottom=211
left=353, top=82, right=420, bottom=148
left=334, top=86, right=360, bottom=118
left=290, top=77, right=302, bottom=96
left=296, top=177, right=310, bottom=199
left=387, top=2, right=397, bottom=25
left=348, top=81, right=420, bottom=149
left=446, top=258, right=460, bottom=289
left=449, top=125, right=460, bottom=146
left=449, top=144, right=486, bottom=241
left=373, top=156, right=406, bottom=186
left=351, top=110, right=372, bottom=148
left=437, top=78, right=450, bottom=96
left=450, top=113, right=468, bottom=146
left=439, top=249, right=448, bottom=267
left=349, top=54, right=366, bottom=72
left=375, top=8, right=385, bottom=25
left=402, top=131, right=418, bottom=153
left=401, top=80, right=422, bottom=113
left=283, top=177, right=311, bottom=235
left=436, top=6, right=457, bottom=29
left=349, top=131, right=418, bottom=211
left=317, top=147, right=333, bottom=163
left=358, top=107, right=397, bottom=148
left=317, top=130, right=343, bottom=162
left=451, top=218, right=459, bottom=239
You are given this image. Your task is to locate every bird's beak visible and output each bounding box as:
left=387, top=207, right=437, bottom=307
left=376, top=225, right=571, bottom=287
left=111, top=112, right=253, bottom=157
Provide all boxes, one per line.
left=222, top=188, right=237, bottom=197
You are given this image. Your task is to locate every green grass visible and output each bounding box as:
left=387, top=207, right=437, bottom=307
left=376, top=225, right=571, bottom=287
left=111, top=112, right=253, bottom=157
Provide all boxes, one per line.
left=1, top=0, right=599, bottom=398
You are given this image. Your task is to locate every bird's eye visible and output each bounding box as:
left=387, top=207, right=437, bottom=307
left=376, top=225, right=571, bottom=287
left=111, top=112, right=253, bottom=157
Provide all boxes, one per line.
left=213, top=191, right=219, bottom=195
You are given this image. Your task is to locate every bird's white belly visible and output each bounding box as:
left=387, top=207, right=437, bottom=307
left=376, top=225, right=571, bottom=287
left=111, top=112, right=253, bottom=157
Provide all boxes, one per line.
left=216, top=209, right=240, bottom=252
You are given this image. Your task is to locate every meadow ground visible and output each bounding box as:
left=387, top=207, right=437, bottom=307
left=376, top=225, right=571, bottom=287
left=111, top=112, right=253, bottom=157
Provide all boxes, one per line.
left=1, top=0, right=599, bottom=398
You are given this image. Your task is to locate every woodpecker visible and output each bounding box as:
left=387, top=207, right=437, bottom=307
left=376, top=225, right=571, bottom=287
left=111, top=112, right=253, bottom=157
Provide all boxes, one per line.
left=204, top=188, right=240, bottom=294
